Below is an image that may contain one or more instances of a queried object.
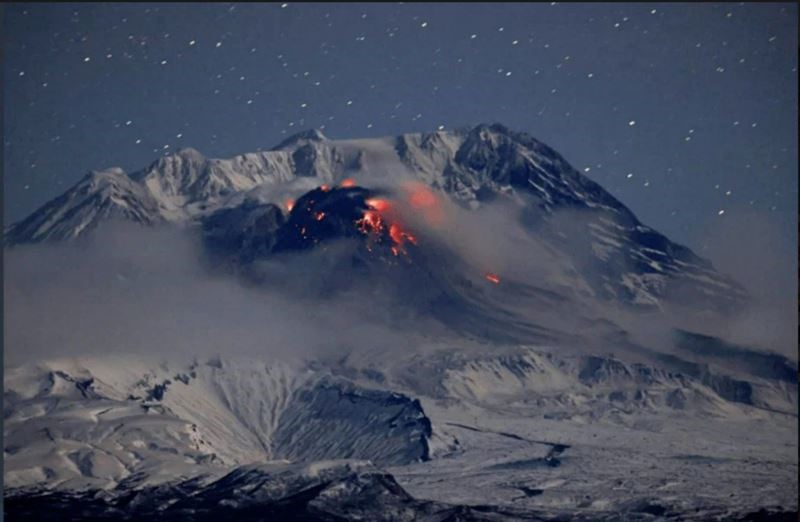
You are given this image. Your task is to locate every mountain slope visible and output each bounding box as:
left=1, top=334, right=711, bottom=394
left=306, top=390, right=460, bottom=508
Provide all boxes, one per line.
left=3, top=168, right=164, bottom=244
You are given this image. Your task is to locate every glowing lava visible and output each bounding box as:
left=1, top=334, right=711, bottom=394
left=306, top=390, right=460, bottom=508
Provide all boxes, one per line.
left=357, top=197, right=418, bottom=257
left=484, top=272, right=501, bottom=284
left=389, top=223, right=417, bottom=247
left=357, top=210, right=384, bottom=235
left=320, top=184, right=331, bottom=192
left=315, top=211, right=326, bottom=221
left=365, top=198, right=391, bottom=212
left=340, top=178, right=356, bottom=187
left=285, top=198, right=295, bottom=212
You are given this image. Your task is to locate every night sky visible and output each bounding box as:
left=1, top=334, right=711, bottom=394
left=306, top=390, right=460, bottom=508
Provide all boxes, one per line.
left=4, top=2, right=797, bottom=255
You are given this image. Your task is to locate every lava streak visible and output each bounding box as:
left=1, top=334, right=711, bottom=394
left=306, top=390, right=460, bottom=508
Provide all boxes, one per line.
left=340, top=178, right=356, bottom=187
left=285, top=198, right=295, bottom=212
left=484, top=272, right=501, bottom=284
left=388, top=223, right=417, bottom=256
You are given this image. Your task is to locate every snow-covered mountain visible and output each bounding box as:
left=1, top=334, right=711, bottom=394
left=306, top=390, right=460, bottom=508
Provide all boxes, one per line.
left=3, top=168, right=164, bottom=244
left=5, top=124, right=746, bottom=313
left=4, top=124, right=796, bottom=520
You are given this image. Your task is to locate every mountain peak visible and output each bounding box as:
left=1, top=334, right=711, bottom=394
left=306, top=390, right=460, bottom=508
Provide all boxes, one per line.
left=82, top=167, right=128, bottom=183
left=173, top=147, right=206, bottom=160
left=272, top=128, right=328, bottom=150
left=470, top=122, right=512, bottom=135
left=154, top=147, right=207, bottom=167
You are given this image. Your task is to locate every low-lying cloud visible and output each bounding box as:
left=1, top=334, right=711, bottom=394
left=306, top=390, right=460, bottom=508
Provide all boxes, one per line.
left=3, top=223, right=440, bottom=368
left=4, top=190, right=795, bottom=373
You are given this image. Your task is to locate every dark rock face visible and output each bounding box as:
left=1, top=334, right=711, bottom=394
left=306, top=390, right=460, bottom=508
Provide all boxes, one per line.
left=202, top=200, right=286, bottom=263
left=273, top=186, right=382, bottom=252
left=201, top=185, right=410, bottom=264
left=274, top=379, right=435, bottom=466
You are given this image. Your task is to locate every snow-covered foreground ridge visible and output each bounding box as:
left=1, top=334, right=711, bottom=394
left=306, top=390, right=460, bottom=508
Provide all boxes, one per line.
left=4, top=346, right=797, bottom=519
left=3, top=356, right=450, bottom=489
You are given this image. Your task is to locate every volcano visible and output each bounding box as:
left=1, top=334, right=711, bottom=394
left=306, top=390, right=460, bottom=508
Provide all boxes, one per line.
left=8, top=124, right=742, bottom=311
left=3, top=124, right=796, bottom=521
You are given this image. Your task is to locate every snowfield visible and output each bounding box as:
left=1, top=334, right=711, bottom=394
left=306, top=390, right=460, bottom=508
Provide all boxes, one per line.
left=4, top=347, right=796, bottom=519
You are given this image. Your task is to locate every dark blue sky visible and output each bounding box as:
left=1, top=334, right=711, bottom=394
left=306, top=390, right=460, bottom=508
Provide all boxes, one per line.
left=4, top=2, right=797, bottom=254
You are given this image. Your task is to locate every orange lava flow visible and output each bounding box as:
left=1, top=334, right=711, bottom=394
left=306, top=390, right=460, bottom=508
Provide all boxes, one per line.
left=340, top=178, right=356, bottom=187
left=315, top=211, right=326, bottom=221
left=357, top=210, right=384, bottom=235
left=356, top=197, right=419, bottom=257
left=320, top=184, right=331, bottom=192
left=389, top=223, right=417, bottom=248
left=285, top=198, right=295, bottom=212
left=484, top=273, right=501, bottom=284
